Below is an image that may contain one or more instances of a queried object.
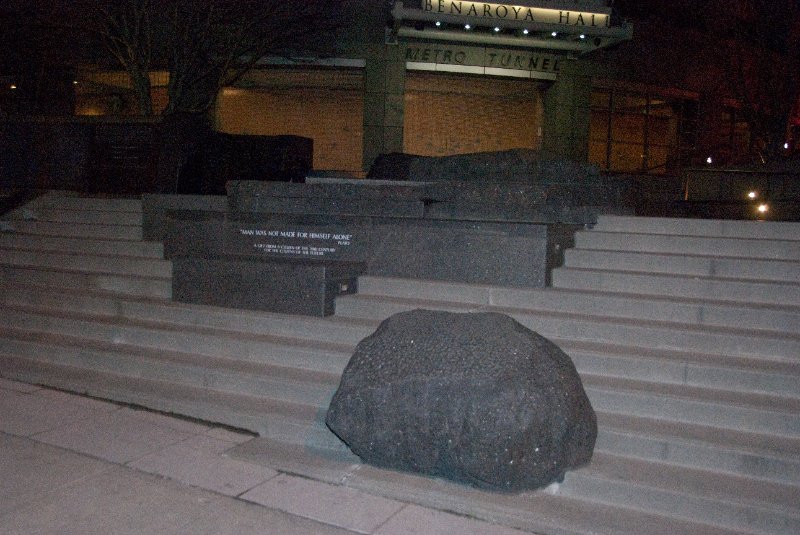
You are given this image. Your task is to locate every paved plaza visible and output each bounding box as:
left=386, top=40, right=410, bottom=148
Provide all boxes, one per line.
left=0, top=377, right=531, bottom=535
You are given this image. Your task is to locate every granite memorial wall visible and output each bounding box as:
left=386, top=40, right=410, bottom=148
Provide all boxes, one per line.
left=148, top=150, right=628, bottom=316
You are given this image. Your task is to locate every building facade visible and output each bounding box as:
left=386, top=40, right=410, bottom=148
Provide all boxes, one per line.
left=61, top=1, right=793, bottom=176
left=209, top=0, right=634, bottom=175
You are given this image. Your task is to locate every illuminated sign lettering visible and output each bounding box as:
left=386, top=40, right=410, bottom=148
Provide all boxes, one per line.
left=421, top=1, right=611, bottom=27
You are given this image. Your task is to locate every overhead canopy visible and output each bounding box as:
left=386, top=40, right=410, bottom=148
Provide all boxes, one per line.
left=391, top=0, right=632, bottom=53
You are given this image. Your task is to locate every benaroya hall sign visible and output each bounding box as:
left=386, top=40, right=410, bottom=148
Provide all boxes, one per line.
left=422, top=1, right=612, bottom=27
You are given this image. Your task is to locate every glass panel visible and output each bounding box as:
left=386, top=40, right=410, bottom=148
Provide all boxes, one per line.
left=590, top=90, right=611, bottom=109
left=647, top=144, right=670, bottom=174
left=648, top=98, right=673, bottom=117
left=610, top=142, right=645, bottom=172
left=614, top=93, right=648, bottom=114
left=649, top=114, right=677, bottom=145
left=589, top=111, right=611, bottom=141
left=611, top=112, right=646, bottom=143
left=589, top=140, right=610, bottom=170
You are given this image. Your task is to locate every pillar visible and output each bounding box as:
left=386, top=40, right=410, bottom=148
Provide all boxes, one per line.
left=362, top=44, right=406, bottom=173
left=542, top=58, right=593, bottom=161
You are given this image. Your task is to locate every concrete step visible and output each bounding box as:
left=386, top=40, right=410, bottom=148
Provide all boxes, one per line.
left=0, top=305, right=352, bottom=376
left=490, top=287, right=799, bottom=334
left=5, top=318, right=798, bottom=486
left=1, top=200, right=796, bottom=535
left=338, top=279, right=799, bottom=334
left=574, top=230, right=800, bottom=261
left=0, top=220, right=143, bottom=240
left=0, top=233, right=164, bottom=258
left=0, top=248, right=172, bottom=278
left=260, top=396, right=800, bottom=485
left=231, top=416, right=800, bottom=535
left=0, top=265, right=171, bottom=299
left=561, top=458, right=800, bottom=535
left=583, top=380, right=800, bottom=438
left=0, top=330, right=339, bottom=410
left=4, top=288, right=797, bottom=452
left=4, top=323, right=798, bottom=534
left=0, top=353, right=327, bottom=439
left=565, top=342, right=800, bottom=399
left=596, top=424, right=800, bottom=486
left=0, top=284, right=376, bottom=346
left=232, top=437, right=756, bottom=535
left=335, top=292, right=800, bottom=363
left=5, top=303, right=798, bottom=441
left=592, top=215, right=800, bottom=241
left=552, top=267, right=800, bottom=306
left=16, top=207, right=143, bottom=226
left=237, top=422, right=800, bottom=535
left=7, top=285, right=797, bottom=405
left=564, top=248, right=800, bottom=283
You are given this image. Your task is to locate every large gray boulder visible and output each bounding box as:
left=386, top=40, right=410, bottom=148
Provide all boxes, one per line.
left=325, top=310, right=597, bottom=492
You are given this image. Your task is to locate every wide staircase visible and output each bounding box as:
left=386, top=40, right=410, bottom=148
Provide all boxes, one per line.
left=1, top=192, right=799, bottom=535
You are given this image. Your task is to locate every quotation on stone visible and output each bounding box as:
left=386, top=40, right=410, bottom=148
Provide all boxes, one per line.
left=238, top=227, right=353, bottom=258
left=326, top=309, right=597, bottom=492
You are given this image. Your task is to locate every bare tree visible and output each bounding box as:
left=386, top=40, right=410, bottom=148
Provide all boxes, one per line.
left=716, top=0, right=800, bottom=159
left=8, top=0, right=353, bottom=116
left=160, top=0, right=351, bottom=116
left=612, top=0, right=800, bottom=162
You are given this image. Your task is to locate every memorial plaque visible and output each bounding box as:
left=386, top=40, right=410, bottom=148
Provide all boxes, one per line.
left=224, top=216, right=370, bottom=262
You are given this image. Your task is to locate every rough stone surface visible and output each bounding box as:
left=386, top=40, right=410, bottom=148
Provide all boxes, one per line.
left=365, top=149, right=627, bottom=215
left=325, top=310, right=597, bottom=492
left=367, top=149, right=599, bottom=183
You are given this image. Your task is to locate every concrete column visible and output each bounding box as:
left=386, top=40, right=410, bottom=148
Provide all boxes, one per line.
left=362, top=45, right=406, bottom=173
left=542, top=58, right=592, bottom=161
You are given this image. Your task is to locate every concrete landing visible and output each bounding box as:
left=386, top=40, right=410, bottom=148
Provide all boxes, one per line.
left=0, top=378, right=530, bottom=535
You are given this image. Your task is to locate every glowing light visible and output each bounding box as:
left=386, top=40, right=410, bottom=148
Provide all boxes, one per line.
left=757, top=204, right=769, bottom=214
left=73, top=80, right=79, bottom=85
left=747, top=191, right=758, bottom=199
left=435, top=20, right=441, bottom=27
left=706, top=156, right=713, bottom=164
left=494, top=26, right=501, bottom=32
left=464, top=23, right=471, bottom=30
left=785, top=142, right=791, bottom=150
left=579, top=34, right=586, bottom=39
left=522, top=28, right=529, bottom=35
left=551, top=31, right=558, bottom=37
left=10, top=84, right=17, bottom=90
